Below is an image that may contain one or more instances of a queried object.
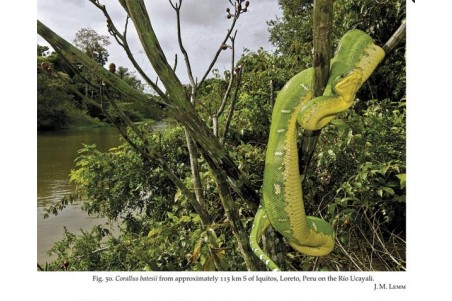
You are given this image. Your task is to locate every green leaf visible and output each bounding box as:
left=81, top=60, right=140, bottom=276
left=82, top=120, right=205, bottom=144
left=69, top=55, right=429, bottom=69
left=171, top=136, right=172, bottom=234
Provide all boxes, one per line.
left=191, top=236, right=204, bottom=263
left=378, top=164, right=392, bottom=175
left=202, top=255, right=216, bottom=271
left=174, top=189, right=182, bottom=203
left=331, top=118, right=349, bottom=132
left=327, top=149, right=336, bottom=160
left=167, top=212, right=179, bottom=222
left=338, top=197, right=356, bottom=207
left=377, top=187, right=395, bottom=197
left=148, top=227, right=162, bottom=238
left=179, top=215, right=192, bottom=223
left=327, top=203, right=337, bottom=216
left=396, top=173, right=406, bottom=189
left=382, top=187, right=395, bottom=196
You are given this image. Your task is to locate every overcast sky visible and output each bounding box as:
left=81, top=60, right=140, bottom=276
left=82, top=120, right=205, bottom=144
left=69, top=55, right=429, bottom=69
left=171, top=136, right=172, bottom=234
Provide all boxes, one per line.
left=37, top=0, right=282, bottom=86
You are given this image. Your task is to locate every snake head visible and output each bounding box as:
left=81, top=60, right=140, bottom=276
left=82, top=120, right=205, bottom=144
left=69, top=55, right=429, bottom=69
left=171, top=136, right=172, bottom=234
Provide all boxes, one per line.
left=332, top=68, right=363, bottom=99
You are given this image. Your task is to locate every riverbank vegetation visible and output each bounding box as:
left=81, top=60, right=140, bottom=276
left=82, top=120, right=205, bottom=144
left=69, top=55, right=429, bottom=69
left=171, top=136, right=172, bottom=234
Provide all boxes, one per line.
left=37, top=29, right=154, bottom=130
left=38, top=0, right=406, bottom=271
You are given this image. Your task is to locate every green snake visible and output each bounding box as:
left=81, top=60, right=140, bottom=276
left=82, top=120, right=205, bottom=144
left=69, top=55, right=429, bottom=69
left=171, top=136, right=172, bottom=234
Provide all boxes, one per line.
left=249, top=29, right=385, bottom=271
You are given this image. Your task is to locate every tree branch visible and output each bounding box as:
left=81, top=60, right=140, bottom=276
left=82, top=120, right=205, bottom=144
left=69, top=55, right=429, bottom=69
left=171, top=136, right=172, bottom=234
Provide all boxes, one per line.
left=222, top=66, right=243, bottom=143
left=171, top=0, right=196, bottom=90
left=216, top=31, right=238, bottom=119
left=197, top=2, right=242, bottom=88
left=312, top=0, right=333, bottom=98
left=382, top=19, right=406, bottom=53
left=213, top=31, right=238, bottom=137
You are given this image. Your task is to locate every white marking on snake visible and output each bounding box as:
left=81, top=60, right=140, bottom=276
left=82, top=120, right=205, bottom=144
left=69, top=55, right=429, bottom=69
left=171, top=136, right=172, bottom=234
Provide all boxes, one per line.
left=260, top=254, right=264, bottom=260
left=277, top=128, right=285, bottom=133
left=265, top=260, right=270, bottom=266
left=274, top=183, right=281, bottom=195
left=311, top=221, right=318, bottom=231
left=281, top=109, right=291, bottom=114
left=301, top=83, right=309, bottom=90
left=275, top=151, right=283, bottom=156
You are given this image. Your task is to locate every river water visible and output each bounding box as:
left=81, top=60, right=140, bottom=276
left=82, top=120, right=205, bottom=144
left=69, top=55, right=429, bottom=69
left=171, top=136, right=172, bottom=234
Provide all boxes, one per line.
left=37, top=127, right=122, bottom=264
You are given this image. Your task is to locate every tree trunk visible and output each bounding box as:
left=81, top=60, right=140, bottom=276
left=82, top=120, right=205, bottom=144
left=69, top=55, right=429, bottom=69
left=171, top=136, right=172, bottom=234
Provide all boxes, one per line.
left=299, top=0, right=334, bottom=176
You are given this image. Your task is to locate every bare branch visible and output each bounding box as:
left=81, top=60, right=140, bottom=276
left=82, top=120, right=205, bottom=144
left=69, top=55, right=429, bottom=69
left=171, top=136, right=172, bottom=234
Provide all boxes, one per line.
left=168, top=0, right=178, bottom=10
left=173, top=53, right=178, bottom=72
left=172, top=0, right=196, bottom=89
left=222, top=65, right=243, bottom=143
left=197, top=2, right=241, bottom=88
left=216, top=31, right=238, bottom=119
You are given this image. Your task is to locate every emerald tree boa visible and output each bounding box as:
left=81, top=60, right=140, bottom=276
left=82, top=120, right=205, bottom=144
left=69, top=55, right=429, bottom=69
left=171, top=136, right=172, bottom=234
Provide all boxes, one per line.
left=249, top=29, right=385, bottom=271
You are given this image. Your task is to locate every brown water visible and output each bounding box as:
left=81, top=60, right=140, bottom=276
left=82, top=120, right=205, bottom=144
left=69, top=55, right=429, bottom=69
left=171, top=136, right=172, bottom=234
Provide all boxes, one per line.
left=37, top=126, right=122, bottom=264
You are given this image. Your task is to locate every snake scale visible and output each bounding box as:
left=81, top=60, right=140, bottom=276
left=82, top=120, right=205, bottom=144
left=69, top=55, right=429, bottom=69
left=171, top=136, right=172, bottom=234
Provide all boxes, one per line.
left=249, top=29, right=385, bottom=271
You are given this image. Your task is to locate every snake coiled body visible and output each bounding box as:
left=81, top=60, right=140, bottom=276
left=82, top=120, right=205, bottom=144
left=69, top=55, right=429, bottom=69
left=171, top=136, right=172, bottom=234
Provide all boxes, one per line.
left=249, top=30, right=385, bottom=271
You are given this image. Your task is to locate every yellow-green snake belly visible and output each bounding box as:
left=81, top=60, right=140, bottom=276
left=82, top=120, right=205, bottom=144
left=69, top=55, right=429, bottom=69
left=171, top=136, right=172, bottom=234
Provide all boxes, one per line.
left=249, top=29, right=385, bottom=271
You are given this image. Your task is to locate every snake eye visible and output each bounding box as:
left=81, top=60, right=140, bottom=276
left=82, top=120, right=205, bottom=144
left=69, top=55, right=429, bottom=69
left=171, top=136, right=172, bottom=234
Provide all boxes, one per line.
left=336, top=73, right=346, bottom=81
